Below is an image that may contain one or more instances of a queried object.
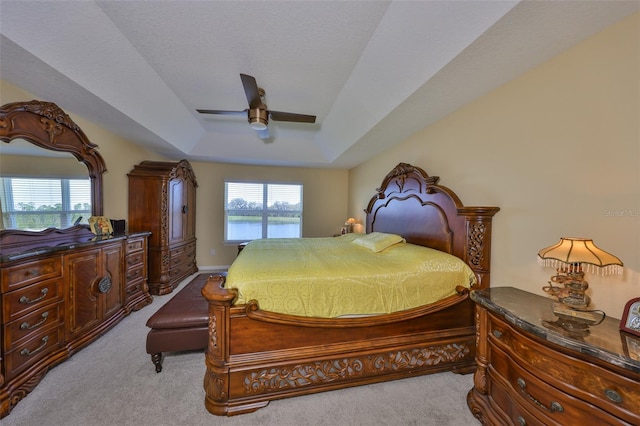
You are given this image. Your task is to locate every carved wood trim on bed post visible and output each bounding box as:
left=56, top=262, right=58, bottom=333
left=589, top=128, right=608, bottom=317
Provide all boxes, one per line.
left=458, top=207, right=500, bottom=290
left=201, top=275, right=235, bottom=416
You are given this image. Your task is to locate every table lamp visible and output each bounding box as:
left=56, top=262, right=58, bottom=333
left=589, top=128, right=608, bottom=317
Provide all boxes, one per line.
left=344, top=217, right=356, bottom=233
left=538, top=237, right=623, bottom=324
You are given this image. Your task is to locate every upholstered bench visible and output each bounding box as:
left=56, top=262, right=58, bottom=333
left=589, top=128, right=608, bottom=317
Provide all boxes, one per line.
left=145, top=273, right=224, bottom=372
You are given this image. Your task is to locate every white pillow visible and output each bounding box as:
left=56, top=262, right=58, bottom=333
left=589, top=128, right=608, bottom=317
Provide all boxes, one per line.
left=351, top=232, right=406, bottom=252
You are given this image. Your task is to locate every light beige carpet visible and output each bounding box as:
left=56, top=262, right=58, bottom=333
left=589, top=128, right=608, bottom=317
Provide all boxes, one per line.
left=6, top=272, right=480, bottom=426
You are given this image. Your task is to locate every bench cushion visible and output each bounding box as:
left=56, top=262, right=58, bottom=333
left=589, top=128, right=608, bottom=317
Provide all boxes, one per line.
left=146, top=273, right=217, bottom=330
left=145, top=273, right=226, bottom=371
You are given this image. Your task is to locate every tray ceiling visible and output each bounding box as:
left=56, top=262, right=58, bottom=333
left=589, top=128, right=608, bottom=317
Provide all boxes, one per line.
left=1, top=1, right=637, bottom=168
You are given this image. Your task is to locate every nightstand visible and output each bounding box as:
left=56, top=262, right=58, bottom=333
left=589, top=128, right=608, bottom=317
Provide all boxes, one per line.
left=467, top=287, right=640, bottom=425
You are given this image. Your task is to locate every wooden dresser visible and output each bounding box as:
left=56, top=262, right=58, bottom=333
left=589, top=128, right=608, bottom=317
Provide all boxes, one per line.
left=128, top=160, right=198, bottom=295
left=0, top=227, right=152, bottom=418
left=467, top=287, right=640, bottom=425
left=0, top=100, right=152, bottom=417
left=123, top=233, right=152, bottom=312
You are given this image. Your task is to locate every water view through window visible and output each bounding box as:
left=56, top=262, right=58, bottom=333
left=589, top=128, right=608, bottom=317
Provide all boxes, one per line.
left=225, top=182, right=302, bottom=242
left=0, top=177, right=91, bottom=230
left=227, top=221, right=300, bottom=240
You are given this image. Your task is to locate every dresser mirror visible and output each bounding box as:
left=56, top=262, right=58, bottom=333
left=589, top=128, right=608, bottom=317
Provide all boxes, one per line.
left=0, top=100, right=106, bottom=250
left=0, top=138, right=91, bottom=229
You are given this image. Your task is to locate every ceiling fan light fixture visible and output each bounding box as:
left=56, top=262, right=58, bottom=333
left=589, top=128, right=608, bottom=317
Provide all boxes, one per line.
left=248, top=108, right=268, bottom=130
left=197, top=74, right=316, bottom=136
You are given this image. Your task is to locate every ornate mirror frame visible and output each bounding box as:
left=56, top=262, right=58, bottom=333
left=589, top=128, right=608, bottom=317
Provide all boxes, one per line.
left=0, top=100, right=107, bottom=250
left=0, top=99, right=106, bottom=213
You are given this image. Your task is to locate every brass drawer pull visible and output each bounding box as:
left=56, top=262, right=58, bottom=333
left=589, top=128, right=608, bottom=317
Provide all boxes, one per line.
left=20, top=311, right=49, bottom=330
left=605, top=389, right=622, bottom=403
left=19, top=288, right=49, bottom=304
left=492, top=329, right=502, bottom=338
left=20, top=336, right=49, bottom=356
left=517, top=378, right=564, bottom=413
left=517, top=416, right=526, bottom=426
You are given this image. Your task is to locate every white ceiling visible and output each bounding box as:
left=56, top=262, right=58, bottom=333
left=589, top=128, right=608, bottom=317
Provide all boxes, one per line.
left=1, top=1, right=638, bottom=169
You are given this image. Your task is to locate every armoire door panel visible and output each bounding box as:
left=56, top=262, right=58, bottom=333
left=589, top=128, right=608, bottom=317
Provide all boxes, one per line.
left=169, top=178, right=185, bottom=243
left=185, top=179, right=196, bottom=239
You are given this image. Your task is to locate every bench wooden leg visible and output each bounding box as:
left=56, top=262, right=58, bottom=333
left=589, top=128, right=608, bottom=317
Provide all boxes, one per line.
left=151, top=353, right=164, bottom=373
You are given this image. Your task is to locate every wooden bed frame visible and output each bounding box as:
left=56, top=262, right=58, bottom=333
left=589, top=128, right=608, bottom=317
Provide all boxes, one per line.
left=201, top=162, right=499, bottom=416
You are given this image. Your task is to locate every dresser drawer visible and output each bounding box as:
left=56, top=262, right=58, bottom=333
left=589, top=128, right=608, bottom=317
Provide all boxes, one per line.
left=169, top=241, right=196, bottom=259
left=4, top=302, right=64, bottom=349
left=488, top=313, right=640, bottom=422
left=125, top=280, right=147, bottom=302
left=169, top=262, right=188, bottom=279
left=125, top=264, right=145, bottom=284
left=126, top=251, right=145, bottom=269
left=4, top=326, right=63, bottom=380
left=1, top=256, right=62, bottom=292
left=3, top=278, right=64, bottom=322
left=126, top=238, right=145, bottom=253
left=490, top=343, right=628, bottom=426
left=169, top=247, right=196, bottom=267
left=169, top=253, right=185, bottom=267
left=489, top=373, right=548, bottom=426
left=169, top=255, right=196, bottom=271
left=169, top=244, right=186, bottom=258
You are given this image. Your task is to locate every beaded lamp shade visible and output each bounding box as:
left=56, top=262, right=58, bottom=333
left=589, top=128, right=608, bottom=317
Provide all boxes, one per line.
left=537, top=237, right=623, bottom=276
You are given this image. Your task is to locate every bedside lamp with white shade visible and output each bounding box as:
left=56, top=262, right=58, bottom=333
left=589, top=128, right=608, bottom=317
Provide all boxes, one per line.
left=538, top=237, right=623, bottom=325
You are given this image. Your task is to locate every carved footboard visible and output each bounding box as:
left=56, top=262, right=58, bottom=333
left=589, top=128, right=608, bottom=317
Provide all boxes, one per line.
left=201, top=276, right=477, bottom=416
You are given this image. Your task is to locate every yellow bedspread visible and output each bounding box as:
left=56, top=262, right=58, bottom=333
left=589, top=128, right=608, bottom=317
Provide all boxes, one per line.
left=226, top=234, right=476, bottom=318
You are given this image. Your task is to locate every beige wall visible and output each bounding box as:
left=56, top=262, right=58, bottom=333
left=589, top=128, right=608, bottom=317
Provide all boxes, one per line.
left=1, top=81, right=350, bottom=268
left=349, top=13, right=640, bottom=319
left=0, top=154, right=88, bottom=177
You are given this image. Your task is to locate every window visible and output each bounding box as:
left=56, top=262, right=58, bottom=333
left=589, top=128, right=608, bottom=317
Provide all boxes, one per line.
left=0, top=177, right=91, bottom=231
left=225, top=181, right=302, bottom=242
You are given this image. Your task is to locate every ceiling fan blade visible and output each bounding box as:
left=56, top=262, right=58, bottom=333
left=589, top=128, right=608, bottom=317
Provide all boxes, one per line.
left=269, top=110, right=316, bottom=123
left=196, top=109, right=247, bottom=116
left=240, top=73, right=264, bottom=109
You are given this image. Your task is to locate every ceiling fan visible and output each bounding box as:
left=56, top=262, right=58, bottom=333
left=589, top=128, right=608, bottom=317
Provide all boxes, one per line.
left=197, top=73, right=316, bottom=139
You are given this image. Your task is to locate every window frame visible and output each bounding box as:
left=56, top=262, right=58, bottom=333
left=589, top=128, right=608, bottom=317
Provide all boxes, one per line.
left=224, top=180, right=303, bottom=244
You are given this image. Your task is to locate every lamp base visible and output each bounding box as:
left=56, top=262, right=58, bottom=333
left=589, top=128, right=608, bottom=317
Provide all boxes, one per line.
left=543, top=303, right=606, bottom=338
left=552, top=303, right=605, bottom=325
left=542, top=269, right=590, bottom=310
left=542, top=317, right=591, bottom=338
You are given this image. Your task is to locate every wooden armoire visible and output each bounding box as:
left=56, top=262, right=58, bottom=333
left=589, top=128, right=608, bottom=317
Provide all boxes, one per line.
left=128, top=160, right=198, bottom=295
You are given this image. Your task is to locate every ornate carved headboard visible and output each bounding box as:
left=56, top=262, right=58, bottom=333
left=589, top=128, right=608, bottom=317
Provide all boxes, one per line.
left=364, top=163, right=499, bottom=289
